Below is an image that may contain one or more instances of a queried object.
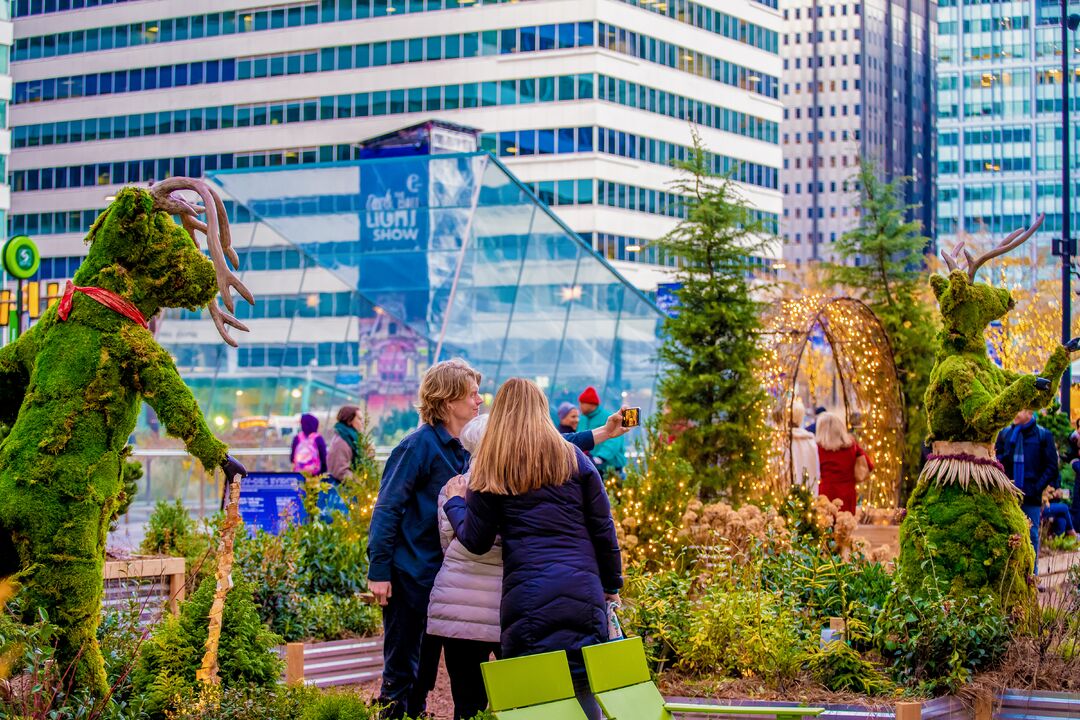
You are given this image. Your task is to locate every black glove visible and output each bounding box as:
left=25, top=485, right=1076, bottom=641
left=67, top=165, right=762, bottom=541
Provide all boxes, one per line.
left=221, top=454, right=248, bottom=480
left=1067, top=337, right=1080, bottom=353
left=1035, top=377, right=1052, bottom=392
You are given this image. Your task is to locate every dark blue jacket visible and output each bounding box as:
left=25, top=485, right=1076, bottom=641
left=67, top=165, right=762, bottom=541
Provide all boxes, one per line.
left=996, top=419, right=1058, bottom=506
left=368, top=423, right=596, bottom=608
left=444, top=445, right=622, bottom=658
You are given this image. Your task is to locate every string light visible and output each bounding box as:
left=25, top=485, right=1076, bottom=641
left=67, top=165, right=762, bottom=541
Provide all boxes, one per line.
left=757, top=295, right=905, bottom=509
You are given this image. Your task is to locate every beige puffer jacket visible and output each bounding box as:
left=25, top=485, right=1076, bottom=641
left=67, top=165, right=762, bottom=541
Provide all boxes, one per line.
left=426, top=484, right=503, bottom=642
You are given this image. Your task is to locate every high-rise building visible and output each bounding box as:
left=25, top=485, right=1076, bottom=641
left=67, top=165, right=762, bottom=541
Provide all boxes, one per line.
left=9, top=0, right=783, bottom=293
left=936, top=0, right=1079, bottom=264
left=5, top=0, right=784, bottom=429
left=780, top=0, right=935, bottom=269
left=0, top=4, right=11, bottom=253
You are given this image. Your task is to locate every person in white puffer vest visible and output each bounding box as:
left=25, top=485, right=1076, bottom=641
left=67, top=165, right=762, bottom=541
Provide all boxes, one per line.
left=426, top=413, right=501, bottom=720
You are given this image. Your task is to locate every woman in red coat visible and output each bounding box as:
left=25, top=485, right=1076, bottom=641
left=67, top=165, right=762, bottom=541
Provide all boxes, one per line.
left=815, top=411, right=872, bottom=513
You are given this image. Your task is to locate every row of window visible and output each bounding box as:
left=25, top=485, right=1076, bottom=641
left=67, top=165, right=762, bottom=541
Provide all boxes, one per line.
left=12, top=72, right=779, bottom=152
left=13, top=0, right=520, bottom=18
left=235, top=343, right=359, bottom=370
left=13, top=0, right=133, bottom=16
left=579, top=232, right=676, bottom=268
left=13, top=22, right=591, bottom=105
left=481, top=126, right=778, bottom=190
left=11, top=200, right=258, bottom=239
left=595, top=180, right=779, bottom=233
left=615, top=0, right=777, bottom=54
left=12, top=119, right=781, bottom=194
left=13, top=74, right=595, bottom=148
left=596, top=22, right=778, bottom=99
left=783, top=4, right=859, bottom=19
left=15, top=20, right=777, bottom=107
left=13, top=1, right=540, bottom=62
left=597, top=75, right=777, bottom=144
left=14, top=0, right=776, bottom=63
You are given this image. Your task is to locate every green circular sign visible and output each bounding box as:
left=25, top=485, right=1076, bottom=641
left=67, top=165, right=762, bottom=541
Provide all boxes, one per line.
left=4, top=236, right=39, bottom=280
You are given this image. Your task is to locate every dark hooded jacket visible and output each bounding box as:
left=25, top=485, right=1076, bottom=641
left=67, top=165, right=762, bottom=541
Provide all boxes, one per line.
left=444, top=444, right=622, bottom=658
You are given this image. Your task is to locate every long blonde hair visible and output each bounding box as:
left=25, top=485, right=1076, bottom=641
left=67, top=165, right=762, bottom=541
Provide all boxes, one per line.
left=469, top=378, right=577, bottom=495
left=815, top=411, right=853, bottom=451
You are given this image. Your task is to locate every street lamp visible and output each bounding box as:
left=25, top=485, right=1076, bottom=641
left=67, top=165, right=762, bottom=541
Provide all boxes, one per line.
left=1060, top=4, right=1080, bottom=418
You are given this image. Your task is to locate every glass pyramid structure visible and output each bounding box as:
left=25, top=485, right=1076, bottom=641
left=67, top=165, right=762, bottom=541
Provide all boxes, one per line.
left=154, top=152, right=664, bottom=442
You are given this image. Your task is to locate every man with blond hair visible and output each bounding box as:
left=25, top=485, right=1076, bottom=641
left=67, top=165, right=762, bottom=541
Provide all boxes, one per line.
left=369, top=359, right=483, bottom=719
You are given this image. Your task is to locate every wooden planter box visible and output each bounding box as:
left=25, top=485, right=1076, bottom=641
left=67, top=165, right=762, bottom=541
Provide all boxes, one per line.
left=103, top=556, right=185, bottom=623
left=281, top=636, right=384, bottom=688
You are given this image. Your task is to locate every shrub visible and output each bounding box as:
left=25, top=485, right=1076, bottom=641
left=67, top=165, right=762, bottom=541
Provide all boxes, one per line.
left=131, top=575, right=282, bottom=716
left=676, top=586, right=810, bottom=685
left=804, top=641, right=894, bottom=695
left=299, top=688, right=373, bottom=720
left=619, top=565, right=695, bottom=670
left=138, top=500, right=214, bottom=590
left=232, top=521, right=380, bottom=642
left=876, top=579, right=1010, bottom=694
left=166, top=684, right=321, bottom=720
left=609, top=420, right=698, bottom=568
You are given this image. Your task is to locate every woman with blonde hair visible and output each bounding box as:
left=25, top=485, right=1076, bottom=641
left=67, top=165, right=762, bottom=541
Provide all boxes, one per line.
left=815, top=411, right=873, bottom=513
left=445, top=378, right=621, bottom=720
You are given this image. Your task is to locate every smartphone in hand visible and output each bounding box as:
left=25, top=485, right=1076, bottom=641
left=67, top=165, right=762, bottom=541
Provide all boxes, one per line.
left=621, top=407, right=641, bottom=428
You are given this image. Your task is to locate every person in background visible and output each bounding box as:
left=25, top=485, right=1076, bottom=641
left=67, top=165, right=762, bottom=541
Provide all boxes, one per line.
left=806, top=406, right=827, bottom=434
left=996, top=409, right=1059, bottom=564
left=557, top=402, right=580, bottom=434
left=578, top=386, right=626, bottom=478
left=1043, top=485, right=1077, bottom=539
left=327, top=405, right=366, bottom=484
left=367, top=359, right=483, bottom=719
left=291, top=412, right=327, bottom=475
left=445, top=378, right=621, bottom=720
left=1067, top=417, right=1080, bottom=534
left=815, top=411, right=873, bottom=514
left=789, top=398, right=820, bottom=494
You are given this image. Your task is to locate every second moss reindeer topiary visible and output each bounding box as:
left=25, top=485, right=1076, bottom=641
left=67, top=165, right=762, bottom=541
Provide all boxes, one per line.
left=895, top=215, right=1078, bottom=619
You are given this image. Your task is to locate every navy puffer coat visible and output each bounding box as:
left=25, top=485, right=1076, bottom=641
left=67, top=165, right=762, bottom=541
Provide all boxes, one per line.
left=444, top=445, right=622, bottom=658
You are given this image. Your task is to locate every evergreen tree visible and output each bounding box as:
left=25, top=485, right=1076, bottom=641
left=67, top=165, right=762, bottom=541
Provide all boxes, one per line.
left=655, top=131, right=774, bottom=499
left=825, top=161, right=939, bottom=497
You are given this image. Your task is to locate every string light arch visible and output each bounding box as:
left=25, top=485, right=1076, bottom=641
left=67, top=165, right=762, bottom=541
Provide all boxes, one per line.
left=759, top=296, right=905, bottom=508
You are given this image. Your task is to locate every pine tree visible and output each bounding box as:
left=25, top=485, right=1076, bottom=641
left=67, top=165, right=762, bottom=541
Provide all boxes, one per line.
left=825, top=161, right=939, bottom=497
left=655, top=131, right=774, bottom=499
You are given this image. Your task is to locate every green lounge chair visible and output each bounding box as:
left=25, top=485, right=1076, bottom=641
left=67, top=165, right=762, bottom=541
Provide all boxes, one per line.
left=481, top=649, right=588, bottom=720
left=581, top=637, right=825, bottom=720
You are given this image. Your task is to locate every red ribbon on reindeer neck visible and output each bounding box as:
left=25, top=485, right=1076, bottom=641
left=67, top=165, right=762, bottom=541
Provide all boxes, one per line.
left=57, top=281, right=149, bottom=329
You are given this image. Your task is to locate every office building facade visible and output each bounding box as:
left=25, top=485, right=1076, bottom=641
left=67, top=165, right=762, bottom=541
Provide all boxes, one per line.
left=6, top=0, right=786, bottom=432
left=936, top=0, right=1079, bottom=266
left=780, top=0, right=935, bottom=269
left=9, top=0, right=783, bottom=292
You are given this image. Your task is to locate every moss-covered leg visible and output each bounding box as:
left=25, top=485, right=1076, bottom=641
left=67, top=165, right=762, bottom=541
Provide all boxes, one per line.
left=124, top=325, right=227, bottom=471
left=954, top=369, right=1042, bottom=438
left=18, top=497, right=111, bottom=696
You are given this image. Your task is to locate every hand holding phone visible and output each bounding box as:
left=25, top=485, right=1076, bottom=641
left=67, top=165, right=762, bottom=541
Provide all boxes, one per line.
left=621, top=407, right=641, bottom=428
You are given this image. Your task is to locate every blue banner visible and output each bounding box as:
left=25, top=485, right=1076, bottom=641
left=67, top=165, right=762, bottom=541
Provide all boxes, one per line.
left=359, top=159, right=431, bottom=324
left=237, top=472, right=306, bottom=535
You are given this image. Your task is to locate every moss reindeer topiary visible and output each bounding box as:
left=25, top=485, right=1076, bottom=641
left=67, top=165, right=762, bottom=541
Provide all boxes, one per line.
left=0, top=178, right=253, bottom=695
left=895, top=215, right=1078, bottom=618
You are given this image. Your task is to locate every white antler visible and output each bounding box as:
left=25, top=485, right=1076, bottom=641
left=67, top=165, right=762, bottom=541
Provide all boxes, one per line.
left=150, top=178, right=255, bottom=347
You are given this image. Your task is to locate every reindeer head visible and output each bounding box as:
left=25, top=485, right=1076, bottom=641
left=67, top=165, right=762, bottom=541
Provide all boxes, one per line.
left=931, top=215, right=1043, bottom=353
left=75, top=178, right=253, bottom=346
